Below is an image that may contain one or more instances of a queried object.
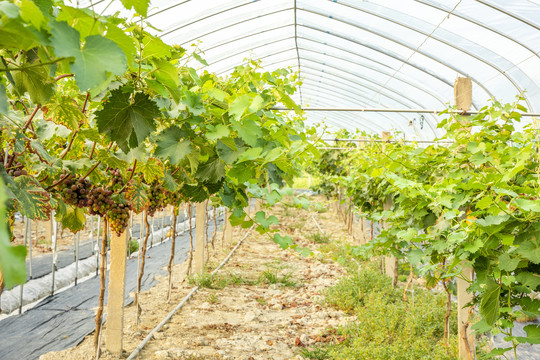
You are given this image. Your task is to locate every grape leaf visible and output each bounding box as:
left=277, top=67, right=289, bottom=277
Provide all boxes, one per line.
left=0, top=178, right=27, bottom=289
left=206, top=124, right=230, bottom=141
left=0, top=84, right=8, bottom=115
left=195, top=157, right=225, bottom=183
left=12, top=63, right=55, bottom=104
left=231, top=118, right=262, bottom=147
left=10, top=176, right=51, bottom=221
left=192, top=52, right=208, bottom=66
left=515, top=198, right=540, bottom=213
left=138, top=157, right=164, bottom=183
left=142, top=34, right=171, bottom=59
left=126, top=181, right=148, bottom=214
left=44, top=95, right=85, bottom=130
left=254, top=210, right=278, bottom=230
left=229, top=94, right=250, bottom=120
left=163, top=170, right=178, bottom=192
left=516, top=325, right=540, bottom=345
left=516, top=237, right=540, bottom=264
left=273, top=233, right=293, bottom=250
left=20, top=0, right=45, bottom=30
left=182, top=90, right=204, bottom=116
left=0, top=17, right=40, bottom=50
left=480, top=277, right=500, bottom=326
left=120, top=0, right=150, bottom=16
left=154, top=126, right=192, bottom=165
left=498, top=253, right=520, bottom=272
left=50, top=22, right=127, bottom=91
left=96, top=89, right=160, bottom=152
left=55, top=202, right=85, bottom=233
left=105, top=25, right=137, bottom=66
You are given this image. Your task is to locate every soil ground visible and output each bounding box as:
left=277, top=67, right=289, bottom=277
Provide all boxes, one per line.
left=40, top=198, right=359, bottom=360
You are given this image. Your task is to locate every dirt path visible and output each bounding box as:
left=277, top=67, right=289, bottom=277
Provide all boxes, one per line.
left=41, top=200, right=357, bottom=360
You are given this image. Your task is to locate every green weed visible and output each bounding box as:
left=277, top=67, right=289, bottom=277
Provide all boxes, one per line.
left=309, top=232, right=331, bottom=244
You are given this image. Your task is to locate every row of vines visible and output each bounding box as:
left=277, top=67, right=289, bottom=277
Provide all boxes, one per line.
left=0, top=0, right=317, bottom=298
left=310, top=98, right=540, bottom=356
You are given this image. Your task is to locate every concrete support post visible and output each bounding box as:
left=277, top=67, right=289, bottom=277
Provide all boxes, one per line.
left=224, top=209, right=233, bottom=244
left=105, top=230, right=128, bottom=355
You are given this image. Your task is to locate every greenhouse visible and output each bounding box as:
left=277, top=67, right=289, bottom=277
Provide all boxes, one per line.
left=0, top=1, right=539, bottom=359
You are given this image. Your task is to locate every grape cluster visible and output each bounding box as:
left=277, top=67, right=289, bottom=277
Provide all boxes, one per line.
left=147, top=182, right=167, bottom=216
left=57, top=176, right=92, bottom=208
left=109, top=168, right=124, bottom=191
left=107, top=202, right=132, bottom=236
left=0, top=152, right=27, bottom=177
left=88, top=187, right=115, bottom=217
left=164, top=189, right=180, bottom=207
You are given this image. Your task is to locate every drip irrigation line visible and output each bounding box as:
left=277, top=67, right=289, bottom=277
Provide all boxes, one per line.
left=126, top=226, right=254, bottom=360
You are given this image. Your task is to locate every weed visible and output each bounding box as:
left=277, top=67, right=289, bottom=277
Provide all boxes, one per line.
left=255, top=297, right=267, bottom=305
left=188, top=271, right=255, bottom=290
left=205, top=293, right=219, bottom=304
left=258, top=268, right=298, bottom=287
left=128, top=239, right=139, bottom=255
left=309, top=232, right=331, bottom=244
left=300, top=347, right=331, bottom=360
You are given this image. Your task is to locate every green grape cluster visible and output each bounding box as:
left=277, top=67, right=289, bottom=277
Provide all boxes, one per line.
left=56, top=176, right=92, bottom=208
left=164, top=189, right=180, bottom=207
left=107, top=202, right=131, bottom=236
left=147, top=182, right=167, bottom=216
left=88, top=187, right=115, bottom=217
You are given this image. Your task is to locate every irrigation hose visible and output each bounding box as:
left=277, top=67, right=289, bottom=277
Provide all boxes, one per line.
left=126, top=226, right=253, bottom=360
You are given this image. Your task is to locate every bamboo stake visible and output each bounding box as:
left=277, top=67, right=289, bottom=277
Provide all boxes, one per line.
left=135, top=211, right=150, bottom=326
left=167, top=207, right=178, bottom=302
left=186, top=203, right=193, bottom=276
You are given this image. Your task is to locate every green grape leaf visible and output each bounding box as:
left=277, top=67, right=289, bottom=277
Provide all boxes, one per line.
left=96, top=89, right=160, bottom=152
left=55, top=202, right=85, bottom=233
left=163, top=170, right=178, bottom=192
left=105, top=25, right=137, bottom=66
left=516, top=237, right=540, bottom=264
left=195, top=157, right=225, bottom=183
left=142, top=34, right=171, bottom=59
left=206, top=124, right=230, bottom=141
left=192, top=52, right=208, bottom=66
left=20, top=0, right=45, bottom=29
left=10, top=176, right=51, bottom=221
left=0, top=17, right=40, bottom=50
left=180, top=183, right=208, bottom=203
left=480, top=277, right=500, bottom=326
left=154, top=126, right=192, bottom=165
left=120, top=0, right=150, bottom=16
left=207, top=87, right=227, bottom=102
left=43, top=95, right=85, bottom=130
left=0, top=1, right=20, bottom=17
left=254, top=211, right=278, bottom=230
left=182, top=90, right=204, bottom=116
left=232, top=118, right=262, bottom=147
left=50, top=22, right=127, bottom=91
left=514, top=198, right=540, bottom=213
left=249, top=94, right=265, bottom=113
left=152, top=59, right=179, bottom=89
left=217, top=139, right=241, bottom=164
left=138, top=157, right=164, bottom=184
left=515, top=272, right=540, bottom=290
left=516, top=325, right=540, bottom=345
left=273, top=233, right=293, bottom=250
left=29, top=140, right=54, bottom=164
left=96, top=149, right=126, bottom=170
left=12, top=64, right=55, bottom=104
left=126, top=181, right=148, bottom=214
left=229, top=94, right=251, bottom=120
left=497, top=253, right=520, bottom=272
left=0, top=84, right=8, bottom=115
left=0, top=178, right=27, bottom=289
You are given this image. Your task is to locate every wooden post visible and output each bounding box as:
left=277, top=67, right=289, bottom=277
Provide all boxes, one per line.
left=105, top=229, right=128, bottom=355
left=224, top=209, right=233, bottom=244
left=194, top=202, right=206, bottom=273
left=455, top=77, right=475, bottom=360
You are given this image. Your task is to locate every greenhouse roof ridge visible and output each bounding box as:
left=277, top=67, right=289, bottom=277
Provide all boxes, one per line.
left=69, top=0, right=540, bottom=140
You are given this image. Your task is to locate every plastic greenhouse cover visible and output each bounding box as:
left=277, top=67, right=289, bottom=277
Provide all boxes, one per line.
left=65, top=0, right=540, bottom=140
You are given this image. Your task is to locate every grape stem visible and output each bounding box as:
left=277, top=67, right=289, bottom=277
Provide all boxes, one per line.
left=82, top=161, right=101, bottom=180
left=55, top=74, right=74, bottom=82
left=119, top=159, right=137, bottom=194
left=60, top=130, right=79, bottom=160
left=45, top=173, right=73, bottom=191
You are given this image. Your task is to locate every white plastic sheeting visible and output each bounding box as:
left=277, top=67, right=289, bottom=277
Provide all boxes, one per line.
left=66, top=0, right=540, bottom=140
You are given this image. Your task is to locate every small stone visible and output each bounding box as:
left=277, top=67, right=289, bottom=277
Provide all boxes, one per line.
left=154, top=350, right=169, bottom=359
left=244, top=310, right=258, bottom=322
left=300, top=334, right=309, bottom=344
left=271, top=303, right=284, bottom=310
left=153, top=331, right=164, bottom=340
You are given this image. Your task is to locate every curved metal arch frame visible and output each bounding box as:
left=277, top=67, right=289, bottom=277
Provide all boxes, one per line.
left=295, top=7, right=497, bottom=105
left=305, top=112, right=381, bottom=134
left=300, top=83, right=438, bottom=138
left=326, top=1, right=536, bottom=110
left=414, top=0, right=540, bottom=60
left=474, top=0, right=540, bottom=32
left=299, top=85, right=419, bottom=137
